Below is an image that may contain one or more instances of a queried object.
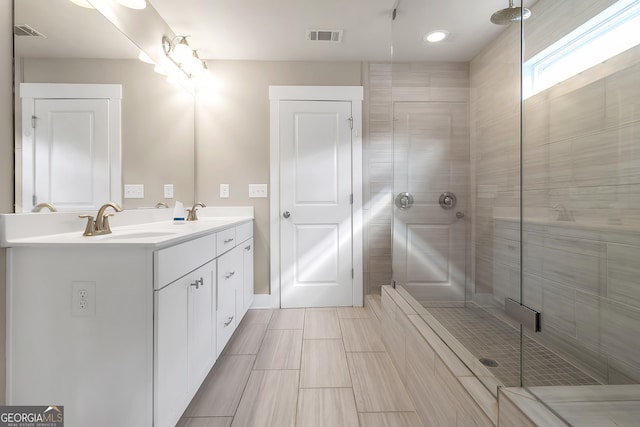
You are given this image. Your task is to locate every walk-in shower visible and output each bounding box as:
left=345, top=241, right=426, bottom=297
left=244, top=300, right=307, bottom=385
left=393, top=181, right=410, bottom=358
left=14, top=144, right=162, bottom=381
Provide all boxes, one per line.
left=377, top=0, right=640, bottom=424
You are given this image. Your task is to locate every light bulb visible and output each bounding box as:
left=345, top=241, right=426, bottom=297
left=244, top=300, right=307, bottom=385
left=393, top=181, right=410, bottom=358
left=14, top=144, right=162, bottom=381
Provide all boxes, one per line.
left=114, top=0, right=146, bottom=9
left=172, top=38, right=192, bottom=63
left=138, top=50, right=154, bottom=64
left=154, top=64, right=167, bottom=75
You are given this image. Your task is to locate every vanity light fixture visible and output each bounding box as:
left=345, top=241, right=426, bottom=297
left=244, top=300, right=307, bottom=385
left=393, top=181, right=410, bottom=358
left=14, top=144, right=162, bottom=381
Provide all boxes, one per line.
left=161, top=35, right=207, bottom=79
left=424, top=30, right=450, bottom=43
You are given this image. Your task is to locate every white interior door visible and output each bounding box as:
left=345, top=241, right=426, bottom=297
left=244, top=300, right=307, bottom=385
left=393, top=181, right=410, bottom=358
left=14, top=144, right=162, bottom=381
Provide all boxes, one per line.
left=279, top=100, right=353, bottom=308
left=392, top=102, right=469, bottom=305
left=33, top=98, right=111, bottom=211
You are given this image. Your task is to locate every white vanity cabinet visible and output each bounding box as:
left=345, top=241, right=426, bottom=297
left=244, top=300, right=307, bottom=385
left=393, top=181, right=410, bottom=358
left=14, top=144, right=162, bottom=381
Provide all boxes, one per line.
left=5, top=215, right=254, bottom=427
left=215, top=221, right=254, bottom=356
left=154, top=250, right=216, bottom=427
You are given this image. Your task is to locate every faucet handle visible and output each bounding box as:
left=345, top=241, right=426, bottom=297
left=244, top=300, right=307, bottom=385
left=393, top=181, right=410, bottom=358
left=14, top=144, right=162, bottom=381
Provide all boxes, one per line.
left=101, top=213, right=115, bottom=234
left=79, top=215, right=96, bottom=236
left=186, top=208, right=198, bottom=221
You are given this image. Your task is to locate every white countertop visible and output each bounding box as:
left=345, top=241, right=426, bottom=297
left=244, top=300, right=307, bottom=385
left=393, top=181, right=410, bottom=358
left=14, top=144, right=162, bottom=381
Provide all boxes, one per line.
left=0, top=206, right=253, bottom=249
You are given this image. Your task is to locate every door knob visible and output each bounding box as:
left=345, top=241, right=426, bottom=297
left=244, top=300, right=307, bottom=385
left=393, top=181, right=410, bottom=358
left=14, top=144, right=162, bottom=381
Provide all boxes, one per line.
left=439, top=192, right=457, bottom=209
left=283, top=211, right=291, bottom=219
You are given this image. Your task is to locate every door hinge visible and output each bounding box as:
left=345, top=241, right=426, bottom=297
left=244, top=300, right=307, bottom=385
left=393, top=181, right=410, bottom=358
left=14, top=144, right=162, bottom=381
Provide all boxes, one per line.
left=351, top=269, right=354, bottom=279
left=505, top=298, right=541, bottom=332
left=31, top=115, right=37, bottom=128
left=350, top=193, right=353, bottom=204
left=348, top=116, right=353, bottom=130
left=32, top=195, right=37, bottom=206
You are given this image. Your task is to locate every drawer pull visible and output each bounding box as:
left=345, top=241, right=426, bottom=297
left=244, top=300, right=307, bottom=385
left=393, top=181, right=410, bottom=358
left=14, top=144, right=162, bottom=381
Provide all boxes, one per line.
left=245, top=245, right=251, bottom=251
left=190, top=277, right=204, bottom=289
left=224, top=238, right=234, bottom=244
left=224, top=316, right=234, bottom=327
left=224, top=272, right=235, bottom=279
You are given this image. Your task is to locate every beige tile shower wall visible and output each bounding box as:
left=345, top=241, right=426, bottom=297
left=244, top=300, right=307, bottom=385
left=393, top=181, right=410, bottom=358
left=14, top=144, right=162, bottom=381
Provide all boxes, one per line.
left=364, top=63, right=393, bottom=296
left=363, top=62, right=470, bottom=296
left=195, top=61, right=363, bottom=296
left=470, top=0, right=640, bottom=299
left=0, top=0, right=12, bottom=404
left=469, top=23, right=521, bottom=299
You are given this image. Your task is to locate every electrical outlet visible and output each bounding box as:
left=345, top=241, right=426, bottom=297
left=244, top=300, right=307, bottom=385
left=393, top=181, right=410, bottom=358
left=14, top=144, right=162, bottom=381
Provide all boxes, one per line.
left=72, top=281, right=96, bottom=316
left=124, top=184, right=144, bottom=199
left=220, top=184, right=230, bottom=198
left=249, top=184, right=268, bottom=198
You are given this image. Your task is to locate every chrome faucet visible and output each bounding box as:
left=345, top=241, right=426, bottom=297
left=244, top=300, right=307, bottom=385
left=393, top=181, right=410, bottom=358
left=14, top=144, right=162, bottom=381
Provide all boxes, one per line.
left=155, top=202, right=169, bottom=209
left=79, top=202, right=123, bottom=236
left=33, top=202, right=57, bottom=212
left=187, top=202, right=206, bottom=221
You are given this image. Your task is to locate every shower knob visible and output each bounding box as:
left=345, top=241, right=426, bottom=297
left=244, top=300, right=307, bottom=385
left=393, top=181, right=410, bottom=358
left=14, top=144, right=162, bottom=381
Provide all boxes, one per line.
left=439, top=192, right=457, bottom=209
left=282, top=211, right=291, bottom=219
left=394, top=192, right=414, bottom=210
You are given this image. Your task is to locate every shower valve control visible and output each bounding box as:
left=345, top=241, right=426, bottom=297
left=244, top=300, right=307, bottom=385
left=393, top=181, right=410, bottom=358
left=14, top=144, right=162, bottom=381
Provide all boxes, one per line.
left=439, top=192, right=457, bottom=209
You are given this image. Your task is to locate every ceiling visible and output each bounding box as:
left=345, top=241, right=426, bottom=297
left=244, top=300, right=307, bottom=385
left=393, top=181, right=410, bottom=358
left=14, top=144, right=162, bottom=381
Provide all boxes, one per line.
left=14, top=0, right=537, bottom=62
left=150, top=0, right=537, bottom=62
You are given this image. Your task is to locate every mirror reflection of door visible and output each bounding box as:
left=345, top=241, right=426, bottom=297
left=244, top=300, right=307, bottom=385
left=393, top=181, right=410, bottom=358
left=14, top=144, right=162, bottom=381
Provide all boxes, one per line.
left=20, top=83, right=122, bottom=212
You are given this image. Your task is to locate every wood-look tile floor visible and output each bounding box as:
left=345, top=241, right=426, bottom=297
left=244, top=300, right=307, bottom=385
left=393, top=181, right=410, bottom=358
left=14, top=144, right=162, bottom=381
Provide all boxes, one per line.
left=177, top=305, right=421, bottom=427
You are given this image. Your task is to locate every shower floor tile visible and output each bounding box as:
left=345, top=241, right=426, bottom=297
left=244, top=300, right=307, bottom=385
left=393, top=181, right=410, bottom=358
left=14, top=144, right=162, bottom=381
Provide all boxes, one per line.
left=427, top=305, right=598, bottom=387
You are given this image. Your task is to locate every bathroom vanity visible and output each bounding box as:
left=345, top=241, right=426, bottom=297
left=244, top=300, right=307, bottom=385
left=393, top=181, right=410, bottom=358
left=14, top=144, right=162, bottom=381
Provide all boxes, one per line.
left=1, top=207, right=254, bottom=427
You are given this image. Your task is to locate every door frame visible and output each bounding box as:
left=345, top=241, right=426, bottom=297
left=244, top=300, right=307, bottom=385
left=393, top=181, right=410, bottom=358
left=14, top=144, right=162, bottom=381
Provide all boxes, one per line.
left=18, top=83, right=122, bottom=212
left=268, top=86, right=363, bottom=309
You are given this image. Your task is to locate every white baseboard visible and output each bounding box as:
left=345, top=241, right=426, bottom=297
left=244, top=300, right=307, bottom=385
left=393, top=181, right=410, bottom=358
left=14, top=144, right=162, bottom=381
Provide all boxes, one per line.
left=251, top=294, right=276, bottom=309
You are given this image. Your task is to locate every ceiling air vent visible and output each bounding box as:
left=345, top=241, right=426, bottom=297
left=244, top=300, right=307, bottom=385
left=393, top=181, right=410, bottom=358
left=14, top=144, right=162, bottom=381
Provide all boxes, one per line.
left=306, top=29, right=343, bottom=43
left=14, top=24, right=47, bottom=38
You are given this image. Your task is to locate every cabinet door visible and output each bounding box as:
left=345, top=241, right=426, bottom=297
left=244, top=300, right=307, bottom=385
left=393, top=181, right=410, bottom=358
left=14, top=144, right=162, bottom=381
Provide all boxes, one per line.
left=155, top=279, right=189, bottom=427
left=217, top=247, right=242, bottom=356
left=242, top=238, right=254, bottom=319
left=188, top=260, right=215, bottom=395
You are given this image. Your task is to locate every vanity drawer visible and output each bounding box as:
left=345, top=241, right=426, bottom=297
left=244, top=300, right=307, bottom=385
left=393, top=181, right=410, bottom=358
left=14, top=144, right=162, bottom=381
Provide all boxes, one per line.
left=216, top=227, right=236, bottom=256
left=155, top=233, right=217, bottom=290
left=235, top=221, right=253, bottom=243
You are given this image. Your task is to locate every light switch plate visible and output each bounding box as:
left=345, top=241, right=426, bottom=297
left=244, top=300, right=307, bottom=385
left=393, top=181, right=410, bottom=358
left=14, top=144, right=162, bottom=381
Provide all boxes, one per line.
left=164, top=184, right=174, bottom=198
left=220, top=184, right=230, bottom=198
left=249, top=184, right=268, bottom=198
left=124, top=184, right=144, bottom=199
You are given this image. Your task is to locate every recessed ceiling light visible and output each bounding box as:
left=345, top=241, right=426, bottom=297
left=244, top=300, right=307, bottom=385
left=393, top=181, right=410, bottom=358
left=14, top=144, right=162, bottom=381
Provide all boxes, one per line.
left=424, top=30, right=450, bottom=43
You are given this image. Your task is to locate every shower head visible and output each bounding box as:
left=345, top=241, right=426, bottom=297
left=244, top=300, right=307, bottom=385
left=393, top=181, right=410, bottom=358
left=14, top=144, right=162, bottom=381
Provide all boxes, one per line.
left=490, top=0, right=531, bottom=25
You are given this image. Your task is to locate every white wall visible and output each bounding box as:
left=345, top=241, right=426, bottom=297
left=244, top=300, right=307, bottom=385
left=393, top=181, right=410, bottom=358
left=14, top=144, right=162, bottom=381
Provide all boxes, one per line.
left=195, top=61, right=363, bottom=295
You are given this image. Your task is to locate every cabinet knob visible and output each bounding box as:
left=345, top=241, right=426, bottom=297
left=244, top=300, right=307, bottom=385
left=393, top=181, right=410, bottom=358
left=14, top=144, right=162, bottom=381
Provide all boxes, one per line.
left=224, top=272, right=235, bottom=280
left=224, top=238, right=234, bottom=244
left=245, top=245, right=251, bottom=251
left=224, top=316, right=234, bottom=327
left=190, top=277, right=204, bottom=289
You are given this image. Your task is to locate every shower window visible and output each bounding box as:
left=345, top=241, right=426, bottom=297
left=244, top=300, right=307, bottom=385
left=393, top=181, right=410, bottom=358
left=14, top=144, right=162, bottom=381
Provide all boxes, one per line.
left=523, top=0, right=640, bottom=99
